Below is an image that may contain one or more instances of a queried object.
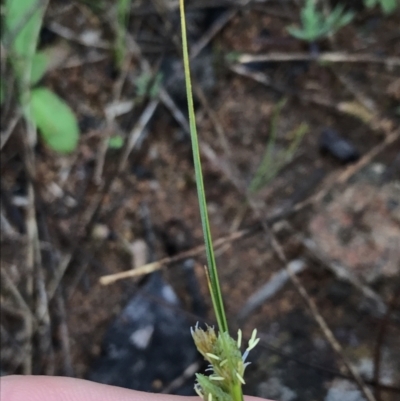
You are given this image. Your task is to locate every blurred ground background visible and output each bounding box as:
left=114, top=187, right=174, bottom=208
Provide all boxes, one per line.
left=1, top=1, right=400, bottom=401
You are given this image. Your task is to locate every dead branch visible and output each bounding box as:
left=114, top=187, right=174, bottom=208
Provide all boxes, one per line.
left=237, top=52, right=400, bottom=67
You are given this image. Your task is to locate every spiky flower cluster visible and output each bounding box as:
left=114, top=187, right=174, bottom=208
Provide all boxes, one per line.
left=191, top=325, right=259, bottom=401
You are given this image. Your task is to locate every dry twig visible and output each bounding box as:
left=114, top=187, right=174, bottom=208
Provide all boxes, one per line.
left=373, top=290, right=400, bottom=401
left=0, top=112, right=21, bottom=150
left=99, top=228, right=251, bottom=285
left=237, top=52, right=400, bottom=67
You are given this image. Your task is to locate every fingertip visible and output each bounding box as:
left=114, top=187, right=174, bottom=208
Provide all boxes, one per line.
left=0, top=375, right=273, bottom=401
left=0, top=376, right=195, bottom=401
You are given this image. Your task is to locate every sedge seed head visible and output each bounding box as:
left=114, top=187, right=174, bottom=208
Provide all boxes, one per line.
left=192, top=328, right=259, bottom=401
left=191, top=325, right=217, bottom=358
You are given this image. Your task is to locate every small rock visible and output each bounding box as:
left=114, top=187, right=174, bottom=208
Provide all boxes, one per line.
left=91, top=224, right=110, bottom=240
left=319, top=129, right=360, bottom=163
left=309, top=178, right=400, bottom=282
left=325, top=379, right=364, bottom=401
left=88, top=273, right=199, bottom=395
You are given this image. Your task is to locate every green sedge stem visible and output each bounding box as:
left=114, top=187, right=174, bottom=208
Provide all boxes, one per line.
left=179, top=0, right=228, bottom=334
left=231, top=380, right=244, bottom=401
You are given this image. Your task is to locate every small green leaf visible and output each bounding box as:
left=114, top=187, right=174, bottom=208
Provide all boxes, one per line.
left=195, top=374, right=231, bottom=401
left=287, top=26, right=311, bottom=41
left=135, top=71, right=163, bottom=98
left=380, top=0, right=398, bottom=14
left=115, top=0, right=132, bottom=67
left=364, top=0, right=398, bottom=14
left=287, top=0, right=353, bottom=42
left=5, top=0, right=46, bottom=80
left=108, top=135, right=124, bottom=149
left=136, top=72, right=152, bottom=97
left=364, top=0, right=377, bottom=7
left=30, top=52, right=49, bottom=85
left=149, top=73, right=163, bottom=98
left=225, top=51, right=241, bottom=63
left=30, top=87, right=79, bottom=153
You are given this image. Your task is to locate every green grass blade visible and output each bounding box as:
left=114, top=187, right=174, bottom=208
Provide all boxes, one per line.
left=179, top=0, right=228, bottom=334
left=115, top=0, right=131, bottom=67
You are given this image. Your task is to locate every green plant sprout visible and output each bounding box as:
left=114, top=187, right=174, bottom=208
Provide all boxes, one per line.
left=179, top=1, right=259, bottom=401
left=249, top=98, right=308, bottom=193
left=135, top=71, right=163, bottom=99
left=364, top=0, right=398, bottom=14
left=4, top=0, right=79, bottom=153
left=115, top=0, right=132, bottom=68
left=108, top=135, right=125, bottom=149
left=287, top=0, right=354, bottom=42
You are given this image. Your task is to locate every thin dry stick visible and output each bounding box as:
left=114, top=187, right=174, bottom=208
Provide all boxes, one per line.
left=99, top=228, right=251, bottom=285
left=159, top=89, right=190, bottom=131
left=0, top=201, right=20, bottom=239
left=230, top=63, right=398, bottom=127
left=0, top=268, right=35, bottom=321
left=34, top=243, right=55, bottom=375
left=24, top=181, right=36, bottom=375
left=47, top=253, right=72, bottom=301
left=28, top=192, right=55, bottom=375
left=25, top=187, right=54, bottom=374
left=238, top=260, right=307, bottom=320
left=47, top=21, right=110, bottom=49
left=94, top=56, right=133, bottom=184
left=0, top=112, right=21, bottom=150
left=323, top=29, right=378, bottom=121
left=54, top=288, right=74, bottom=376
left=337, top=129, right=399, bottom=183
left=190, top=8, right=236, bottom=59
left=1, top=265, right=60, bottom=374
left=230, top=63, right=333, bottom=106
left=237, top=52, right=400, bottom=66
left=23, top=109, right=55, bottom=371
left=333, top=70, right=376, bottom=113
left=162, top=362, right=201, bottom=394
left=373, top=290, right=400, bottom=401
left=119, top=99, right=159, bottom=170
left=199, top=141, right=245, bottom=192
